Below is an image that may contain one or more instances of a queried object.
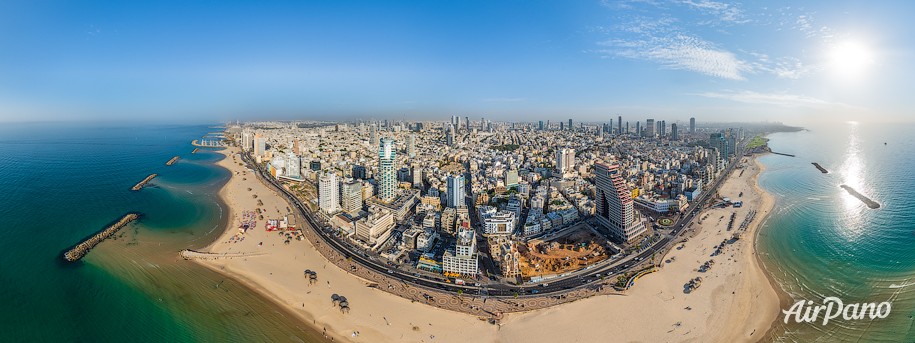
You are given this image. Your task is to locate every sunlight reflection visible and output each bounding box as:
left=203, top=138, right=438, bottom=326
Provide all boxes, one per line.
left=837, top=123, right=865, bottom=241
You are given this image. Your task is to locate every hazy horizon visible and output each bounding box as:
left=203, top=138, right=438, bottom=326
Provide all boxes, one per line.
left=2, top=0, right=912, bottom=124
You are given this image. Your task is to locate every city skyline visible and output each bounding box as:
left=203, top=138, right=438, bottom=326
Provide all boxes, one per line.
left=1, top=1, right=911, bottom=124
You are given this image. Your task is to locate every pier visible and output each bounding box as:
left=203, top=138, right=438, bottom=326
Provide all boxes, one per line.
left=63, top=213, right=140, bottom=262
left=166, top=156, right=180, bottom=166
left=770, top=151, right=795, bottom=157
left=840, top=185, right=880, bottom=209
left=812, top=162, right=829, bottom=173
left=131, top=174, right=158, bottom=191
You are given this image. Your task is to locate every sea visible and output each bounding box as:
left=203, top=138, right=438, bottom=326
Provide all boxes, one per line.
left=0, top=123, right=324, bottom=342
left=758, top=122, right=915, bottom=342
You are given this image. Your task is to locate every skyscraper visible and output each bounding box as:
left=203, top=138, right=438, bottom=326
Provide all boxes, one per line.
left=594, top=162, right=646, bottom=242
left=671, top=123, right=679, bottom=140
left=406, top=134, right=416, bottom=158
left=646, top=119, right=655, bottom=138
left=341, top=179, right=363, bottom=215
left=319, top=171, right=340, bottom=214
left=659, top=120, right=666, bottom=137
left=254, top=134, right=266, bottom=157
left=690, top=117, right=696, bottom=133
left=618, top=115, right=622, bottom=135
left=710, top=133, right=729, bottom=157
left=539, top=120, right=544, bottom=131
left=241, top=131, right=253, bottom=151
left=556, top=148, right=575, bottom=174
left=369, top=125, right=378, bottom=145
left=446, top=174, right=465, bottom=208
left=377, top=137, right=397, bottom=202
left=635, top=121, right=641, bottom=137
left=445, top=124, right=455, bottom=147
left=568, top=119, right=573, bottom=131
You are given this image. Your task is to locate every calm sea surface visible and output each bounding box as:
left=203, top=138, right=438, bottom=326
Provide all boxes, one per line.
left=0, top=123, right=323, bottom=342
left=758, top=122, right=915, bottom=342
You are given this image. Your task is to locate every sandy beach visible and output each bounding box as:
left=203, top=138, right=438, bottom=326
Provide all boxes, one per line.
left=189, top=146, right=781, bottom=343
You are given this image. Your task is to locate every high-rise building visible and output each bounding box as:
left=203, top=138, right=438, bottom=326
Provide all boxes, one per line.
left=352, top=165, right=367, bottom=179
left=635, top=121, right=640, bottom=136
left=446, top=174, right=465, bottom=208
left=671, top=123, right=679, bottom=141
left=445, top=124, right=455, bottom=147
left=369, top=125, right=378, bottom=145
left=443, top=224, right=478, bottom=276
left=341, top=179, right=363, bottom=215
left=406, top=134, right=416, bottom=158
left=377, top=137, right=397, bottom=202
left=412, top=166, right=423, bottom=189
left=645, top=119, right=655, bottom=138
left=465, top=116, right=470, bottom=131
left=659, top=120, right=666, bottom=137
left=710, top=133, right=729, bottom=157
left=241, top=131, right=253, bottom=151
left=556, top=148, right=575, bottom=174
left=505, top=169, right=519, bottom=187
left=690, top=117, right=696, bottom=133
left=568, top=119, right=573, bottom=131
left=254, top=134, right=266, bottom=157
left=594, top=163, right=646, bottom=242
left=284, top=152, right=300, bottom=178
left=319, top=171, right=340, bottom=214
left=618, top=116, right=623, bottom=135
left=539, top=120, right=544, bottom=131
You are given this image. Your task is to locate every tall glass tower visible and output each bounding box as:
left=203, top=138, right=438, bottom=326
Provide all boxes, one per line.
left=378, top=137, right=397, bottom=202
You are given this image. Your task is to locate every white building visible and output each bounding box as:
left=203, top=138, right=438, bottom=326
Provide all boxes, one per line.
left=556, top=148, right=575, bottom=174
left=341, top=179, right=363, bottom=215
left=479, top=206, right=517, bottom=236
left=443, top=226, right=479, bottom=276
left=319, top=171, right=340, bottom=214
left=354, top=207, right=395, bottom=249
left=254, top=134, right=266, bottom=157
left=377, top=137, right=397, bottom=202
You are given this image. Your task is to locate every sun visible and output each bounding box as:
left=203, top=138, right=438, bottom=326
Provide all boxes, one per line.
left=828, top=40, right=874, bottom=77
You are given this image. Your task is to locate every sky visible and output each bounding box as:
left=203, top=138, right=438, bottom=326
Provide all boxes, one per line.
left=0, top=0, right=913, bottom=124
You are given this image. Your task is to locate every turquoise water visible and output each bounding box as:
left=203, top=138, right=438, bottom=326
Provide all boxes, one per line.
left=0, top=123, right=323, bottom=342
left=758, top=122, right=915, bottom=342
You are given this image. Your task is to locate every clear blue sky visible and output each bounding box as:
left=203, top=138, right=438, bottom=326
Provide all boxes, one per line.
left=1, top=0, right=912, bottom=124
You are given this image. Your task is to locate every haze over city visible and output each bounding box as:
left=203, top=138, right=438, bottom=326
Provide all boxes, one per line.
left=1, top=0, right=910, bottom=123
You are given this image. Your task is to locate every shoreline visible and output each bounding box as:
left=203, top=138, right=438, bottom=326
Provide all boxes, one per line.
left=192, top=145, right=783, bottom=342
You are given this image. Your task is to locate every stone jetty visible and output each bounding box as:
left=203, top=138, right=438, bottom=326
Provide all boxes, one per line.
left=192, top=148, right=199, bottom=154
left=131, top=174, right=157, bottom=191
left=812, top=162, right=828, bottom=173
left=166, top=156, right=180, bottom=166
left=63, top=213, right=140, bottom=262
left=840, top=185, right=880, bottom=209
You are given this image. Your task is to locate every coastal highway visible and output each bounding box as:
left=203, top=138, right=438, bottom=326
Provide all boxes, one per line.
left=239, top=137, right=747, bottom=297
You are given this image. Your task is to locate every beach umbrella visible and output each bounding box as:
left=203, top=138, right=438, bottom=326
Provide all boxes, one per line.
left=340, top=305, right=350, bottom=314
left=339, top=301, right=349, bottom=308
